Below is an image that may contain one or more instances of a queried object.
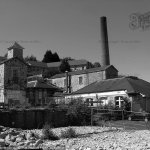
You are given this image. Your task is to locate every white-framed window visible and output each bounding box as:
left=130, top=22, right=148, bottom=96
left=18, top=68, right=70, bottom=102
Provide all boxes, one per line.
left=79, top=76, right=83, bottom=85
left=99, top=97, right=108, bottom=106
left=115, top=96, right=124, bottom=108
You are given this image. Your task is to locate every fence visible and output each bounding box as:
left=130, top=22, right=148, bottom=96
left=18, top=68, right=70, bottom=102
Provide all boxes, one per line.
left=91, top=107, right=150, bottom=129
left=0, top=108, right=67, bottom=129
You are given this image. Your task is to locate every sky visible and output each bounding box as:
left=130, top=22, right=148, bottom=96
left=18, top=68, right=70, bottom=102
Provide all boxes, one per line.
left=0, top=0, right=150, bottom=81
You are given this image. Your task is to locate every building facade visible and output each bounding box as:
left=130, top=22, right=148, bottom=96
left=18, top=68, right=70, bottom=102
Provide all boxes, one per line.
left=50, top=65, right=118, bottom=93
left=65, top=76, right=150, bottom=112
left=0, top=42, right=28, bottom=106
left=27, top=79, right=62, bottom=106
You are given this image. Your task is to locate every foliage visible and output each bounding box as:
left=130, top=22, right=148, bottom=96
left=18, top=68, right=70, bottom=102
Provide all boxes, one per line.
left=61, top=127, right=77, bottom=138
left=42, top=50, right=60, bottom=63
left=42, top=123, right=59, bottom=140
left=59, top=59, right=71, bottom=73
left=24, top=55, right=37, bottom=61
left=86, top=62, right=94, bottom=69
left=93, top=62, right=101, bottom=68
left=66, top=98, right=91, bottom=126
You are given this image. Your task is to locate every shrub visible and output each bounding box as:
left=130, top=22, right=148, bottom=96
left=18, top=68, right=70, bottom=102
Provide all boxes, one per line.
left=66, top=98, right=91, bottom=126
left=42, top=123, right=59, bottom=140
left=61, top=127, right=77, bottom=138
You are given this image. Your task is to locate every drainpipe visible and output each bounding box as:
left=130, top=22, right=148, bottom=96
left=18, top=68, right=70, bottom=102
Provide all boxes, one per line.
left=65, top=71, right=69, bottom=93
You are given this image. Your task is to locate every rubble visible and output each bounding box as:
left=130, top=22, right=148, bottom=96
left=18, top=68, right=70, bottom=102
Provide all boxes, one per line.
left=0, top=125, right=150, bottom=149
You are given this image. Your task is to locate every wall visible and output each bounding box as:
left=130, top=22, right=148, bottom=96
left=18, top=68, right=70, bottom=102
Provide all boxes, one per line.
left=66, top=90, right=128, bottom=107
left=71, top=74, right=88, bottom=92
left=51, top=67, right=118, bottom=93
left=0, top=64, right=4, bottom=103
left=0, top=109, right=67, bottom=129
left=88, top=71, right=105, bottom=84
left=4, top=58, right=27, bottom=104
left=105, top=66, right=118, bottom=79
left=52, top=77, right=66, bottom=88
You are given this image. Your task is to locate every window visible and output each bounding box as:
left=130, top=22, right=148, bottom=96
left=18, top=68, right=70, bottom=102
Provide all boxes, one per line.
left=79, top=76, right=83, bottom=85
left=115, top=96, right=124, bottom=108
left=99, top=97, right=108, bottom=106
left=85, top=98, right=93, bottom=106
left=12, top=69, right=19, bottom=84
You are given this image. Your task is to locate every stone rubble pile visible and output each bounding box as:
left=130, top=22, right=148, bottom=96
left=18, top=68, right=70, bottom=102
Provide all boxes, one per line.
left=0, top=125, right=150, bottom=149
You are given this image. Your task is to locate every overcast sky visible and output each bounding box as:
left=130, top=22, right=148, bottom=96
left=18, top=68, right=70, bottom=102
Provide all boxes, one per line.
left=0, top=0, right=150, bottom=81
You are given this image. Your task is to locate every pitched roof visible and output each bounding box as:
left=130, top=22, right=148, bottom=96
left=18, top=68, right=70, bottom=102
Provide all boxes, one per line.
left=50, top=65, right=117, bottom=79
left=26, top=61, right=47, bottom=68
left=47, top=62, right=61, bottom=67
left=47, top=59, right=88, bottom=68
left=8, top=42, right=24, bottom=50
left=0, top=56, right=6, bottom=63
left=71, top=76, right=150, bottom=97
left=0, top=57, right=28, bottom=66
left=27, top=80, right=62, bottom=91
left=68, top=59, right=88, bottom=66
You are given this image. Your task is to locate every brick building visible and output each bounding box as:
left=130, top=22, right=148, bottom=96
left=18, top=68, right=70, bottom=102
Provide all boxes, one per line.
left=49, top=65, right=118, bottom=93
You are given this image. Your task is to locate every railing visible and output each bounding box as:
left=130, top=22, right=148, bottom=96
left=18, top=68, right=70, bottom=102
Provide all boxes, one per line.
left=90, top=107, right=150, bottom=126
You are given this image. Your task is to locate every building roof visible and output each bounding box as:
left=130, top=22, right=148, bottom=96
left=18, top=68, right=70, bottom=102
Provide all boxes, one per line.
left=47, top=61, right=61, bottom=68
left=47, top=59, right=88, bottom=68
left=50, top=65, right=117, bottom=79
left=68, top=59, right=88, bottom=66
left=8, top=42, right=24, bottom=50
left=70, top=76, right=150, bottom=97
left=26, top=61, right=48, bottom=68
left=27, top=80, right=62, bottom=91
left=0, top=57, right=28, bottom=66
left=0, top=56, right=6, bottom=63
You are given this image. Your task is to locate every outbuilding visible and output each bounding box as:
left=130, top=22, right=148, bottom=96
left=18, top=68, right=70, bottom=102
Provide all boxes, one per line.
left=65, top=76, right=150, bottom=112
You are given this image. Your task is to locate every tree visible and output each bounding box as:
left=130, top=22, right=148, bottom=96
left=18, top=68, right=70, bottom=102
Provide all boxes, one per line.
left=24, top=55, right=37, bottom=61
left=42, top=50, right=60, bottom=63
left=93, top=62, right=101, bottom=68
left=52, top=52, right=60, bottom=62
left=42, top=50, right=53, bottom=63
left=59, top=59, right=70, bottom=73
left=86, top=62, right=94, bottom=69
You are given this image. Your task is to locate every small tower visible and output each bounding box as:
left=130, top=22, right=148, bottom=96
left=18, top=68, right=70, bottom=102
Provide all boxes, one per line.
left=7, top=42, right=24, bottom=59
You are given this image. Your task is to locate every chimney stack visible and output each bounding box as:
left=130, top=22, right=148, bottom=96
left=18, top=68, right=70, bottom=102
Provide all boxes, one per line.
left=100, top=16, right=110, bottom=66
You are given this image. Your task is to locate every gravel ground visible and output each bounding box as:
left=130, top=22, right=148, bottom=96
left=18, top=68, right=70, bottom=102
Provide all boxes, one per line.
left=1, top=124, right=150, bottom=150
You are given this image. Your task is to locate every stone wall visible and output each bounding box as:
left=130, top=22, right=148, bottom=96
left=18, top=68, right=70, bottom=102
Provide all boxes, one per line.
left=52, top=77, right=66, bottom=88
left=0, top=64, right=4, bottom=103
left=88, top=71, right=105, bottom=84
left=71, top=74, right=88, bottom=92
left=4, top=58, right=27, bottom=104
left=51, top=66, right=118, bottom=93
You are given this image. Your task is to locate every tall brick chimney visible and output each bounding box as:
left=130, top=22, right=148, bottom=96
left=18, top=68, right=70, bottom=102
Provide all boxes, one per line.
left=100, top=16, right=110, bottom=66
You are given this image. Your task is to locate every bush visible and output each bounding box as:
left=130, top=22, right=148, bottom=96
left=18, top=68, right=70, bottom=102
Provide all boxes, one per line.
left=61, top=127, right=77, bottom=138
left=66, top=98, right=91, bottom=126
left=42, top=123, right=59, bottom=140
